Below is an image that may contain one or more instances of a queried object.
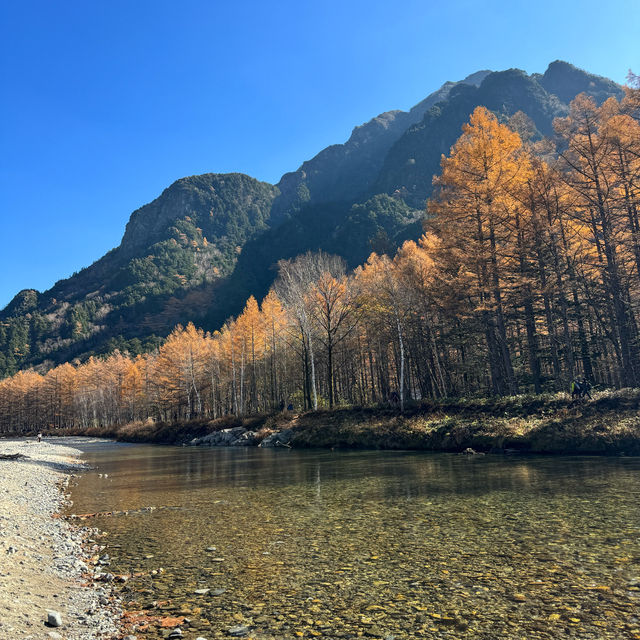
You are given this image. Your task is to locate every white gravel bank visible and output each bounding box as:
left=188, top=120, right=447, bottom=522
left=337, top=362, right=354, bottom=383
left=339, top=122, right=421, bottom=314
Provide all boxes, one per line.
left=0, top=439, right=120, bottom=639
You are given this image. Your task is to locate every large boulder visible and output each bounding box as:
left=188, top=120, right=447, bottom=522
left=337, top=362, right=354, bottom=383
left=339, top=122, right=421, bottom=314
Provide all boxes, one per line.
left=190, top=426, right=259, bottom=446
left=259, top=429, right=293, bottom=448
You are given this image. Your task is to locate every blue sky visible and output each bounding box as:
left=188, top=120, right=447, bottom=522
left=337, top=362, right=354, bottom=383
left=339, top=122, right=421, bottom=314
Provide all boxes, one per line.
left=0, top=0, right=638, bottom=308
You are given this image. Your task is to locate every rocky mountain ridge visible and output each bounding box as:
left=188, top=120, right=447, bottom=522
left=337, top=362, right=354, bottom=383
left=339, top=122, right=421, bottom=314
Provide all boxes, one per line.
left=0, top=61, right=623, bottom=376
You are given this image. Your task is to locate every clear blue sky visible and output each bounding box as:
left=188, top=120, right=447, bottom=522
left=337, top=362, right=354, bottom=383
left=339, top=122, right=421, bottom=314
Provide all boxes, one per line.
left=0, top=0, right=637, bottom=308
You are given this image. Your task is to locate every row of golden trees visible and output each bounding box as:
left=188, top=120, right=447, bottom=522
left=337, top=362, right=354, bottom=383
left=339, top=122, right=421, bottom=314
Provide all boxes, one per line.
left=0, top=85, right=638, bottom=432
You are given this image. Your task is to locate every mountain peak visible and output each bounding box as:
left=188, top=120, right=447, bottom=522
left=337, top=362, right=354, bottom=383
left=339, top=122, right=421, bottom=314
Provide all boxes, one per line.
left=120, top=172, right=278, bottom=256
left=541, top=60, right=623, bottom=104
left=460, top=69, right=492, bottom=86
left=3, top=289, right=39, bottom=317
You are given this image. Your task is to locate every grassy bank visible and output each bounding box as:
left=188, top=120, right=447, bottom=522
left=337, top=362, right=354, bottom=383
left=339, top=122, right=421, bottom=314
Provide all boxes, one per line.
left=50, top=388, right=640, bottom=455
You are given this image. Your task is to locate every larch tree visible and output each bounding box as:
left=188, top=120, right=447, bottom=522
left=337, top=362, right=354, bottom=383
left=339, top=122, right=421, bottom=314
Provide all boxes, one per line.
left=428, top=106, right=526, bottom=395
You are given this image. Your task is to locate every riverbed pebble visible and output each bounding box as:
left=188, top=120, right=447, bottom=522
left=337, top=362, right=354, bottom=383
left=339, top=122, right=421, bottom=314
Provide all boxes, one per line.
left=47, top=609, right=63, bottom=627
left=0, top=438, right=121, bottom=640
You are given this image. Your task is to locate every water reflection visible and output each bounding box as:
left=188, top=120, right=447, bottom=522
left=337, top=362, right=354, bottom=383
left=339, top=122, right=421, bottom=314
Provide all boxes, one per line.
left=68, top=443, right=640, bottom=639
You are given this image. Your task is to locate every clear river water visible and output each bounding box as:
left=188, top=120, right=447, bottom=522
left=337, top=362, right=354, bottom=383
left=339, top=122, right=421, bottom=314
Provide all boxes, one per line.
left=67, top=440, right=640, bottom=639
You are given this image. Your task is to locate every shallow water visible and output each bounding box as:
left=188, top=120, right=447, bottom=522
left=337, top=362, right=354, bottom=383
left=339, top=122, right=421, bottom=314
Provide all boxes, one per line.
left=67, top=442, right=640, bottom=639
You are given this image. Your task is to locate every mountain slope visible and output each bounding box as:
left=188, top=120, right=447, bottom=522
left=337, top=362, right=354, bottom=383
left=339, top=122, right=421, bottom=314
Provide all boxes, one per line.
left=271, top=70, right=491, bottom=218
left=0, top=174, right=277, bottom=374
left=203, top=61, right=624, bottom=322
left=374, top=64, right=623, bottom=207
left=0, top=61, right=623, bottom=377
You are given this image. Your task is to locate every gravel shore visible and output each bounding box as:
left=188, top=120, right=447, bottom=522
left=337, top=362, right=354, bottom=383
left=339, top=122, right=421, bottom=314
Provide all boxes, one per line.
left=0, top=439, right=120, bottom=639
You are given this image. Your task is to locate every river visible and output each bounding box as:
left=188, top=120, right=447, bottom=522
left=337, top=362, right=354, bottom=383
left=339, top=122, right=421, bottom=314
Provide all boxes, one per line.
left=67, top=440, right=640, bottom=639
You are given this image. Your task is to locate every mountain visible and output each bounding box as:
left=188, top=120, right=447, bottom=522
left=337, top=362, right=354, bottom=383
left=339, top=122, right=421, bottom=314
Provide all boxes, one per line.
left=374, top=61, right=622, bottom=207
left=0, top=61, right=623, bottom=377
left=0, top=174, right=277, bottom=375
left=271, top=69, right=491, bottom=218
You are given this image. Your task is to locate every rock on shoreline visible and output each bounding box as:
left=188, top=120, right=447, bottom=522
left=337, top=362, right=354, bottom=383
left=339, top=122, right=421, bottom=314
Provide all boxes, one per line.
left=189, top=426, right=294, bottom=448
left=0, top=439, right=120, bottom=639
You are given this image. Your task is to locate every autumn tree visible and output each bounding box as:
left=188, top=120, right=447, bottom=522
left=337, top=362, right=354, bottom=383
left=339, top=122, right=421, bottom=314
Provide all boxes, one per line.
left=556, top=94, right=640, bottom=385
left=428, top=106, right=525, bottom=395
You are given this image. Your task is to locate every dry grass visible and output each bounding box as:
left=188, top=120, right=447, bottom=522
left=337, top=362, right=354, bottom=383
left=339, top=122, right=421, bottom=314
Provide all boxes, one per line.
left=40, top=388, right=640, bottom=455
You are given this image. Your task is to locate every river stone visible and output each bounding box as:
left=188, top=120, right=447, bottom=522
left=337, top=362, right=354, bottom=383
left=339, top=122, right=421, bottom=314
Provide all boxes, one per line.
left=260, top=429, right=293, bottom=447
left=46, top=610, right=63, bottom=627
left=194, top=588, right=210, bottom=595
left=461, top=447, right=482, bottom=455
left=211, top=588, right=226, bottom=595
left=96, top=572, right=115, bottom=582
left=228, top=626, right=249, bottom=637
left=47, top=633, right=63, bottom=640
left=168, top=629, right=183, bottom=638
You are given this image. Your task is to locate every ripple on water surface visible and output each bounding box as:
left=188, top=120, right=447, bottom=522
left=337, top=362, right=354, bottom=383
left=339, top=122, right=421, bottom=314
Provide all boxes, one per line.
left=68, top=444, right=640, bottom=639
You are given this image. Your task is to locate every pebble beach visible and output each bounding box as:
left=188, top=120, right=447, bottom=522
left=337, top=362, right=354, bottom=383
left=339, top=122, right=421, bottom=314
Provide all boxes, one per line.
left=0, top=439, right=120, bottom=639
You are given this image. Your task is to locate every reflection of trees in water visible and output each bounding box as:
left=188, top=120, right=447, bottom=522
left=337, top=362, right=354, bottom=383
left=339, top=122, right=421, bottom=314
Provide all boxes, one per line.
left=77, top=447, right=640, bottom=512
left=68, top=445, right=640, bottom=640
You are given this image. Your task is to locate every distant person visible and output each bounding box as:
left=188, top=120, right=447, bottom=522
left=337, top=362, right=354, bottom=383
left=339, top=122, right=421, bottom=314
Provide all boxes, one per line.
left=581, top=378, right=592, bottom=400
left=279, top=399, right=285, bottom=412
left=37, top=433, right=42, bottom=443
left=571, top=378, right=583, bottom=400
left=287, top=403, right=294, bottom=412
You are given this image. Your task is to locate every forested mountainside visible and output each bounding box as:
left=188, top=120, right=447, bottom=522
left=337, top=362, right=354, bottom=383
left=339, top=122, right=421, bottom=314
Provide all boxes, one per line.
left=0, top=61, right=623, bottom=378
left=374, top=61, right=623, bottom=207
left=4, top=88, right=640, bottom=432
left=0, top=174, right=278, bottom=374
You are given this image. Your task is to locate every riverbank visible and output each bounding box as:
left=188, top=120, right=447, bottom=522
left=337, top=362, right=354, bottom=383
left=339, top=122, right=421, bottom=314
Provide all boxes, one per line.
left=0, top=439, right=120, bottom=639
left=60, top=388, right=640, bottom=455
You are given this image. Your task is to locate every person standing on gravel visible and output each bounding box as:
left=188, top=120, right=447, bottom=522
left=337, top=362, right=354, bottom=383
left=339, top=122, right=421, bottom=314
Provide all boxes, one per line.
left=37, top=433, right=42, bottom=443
